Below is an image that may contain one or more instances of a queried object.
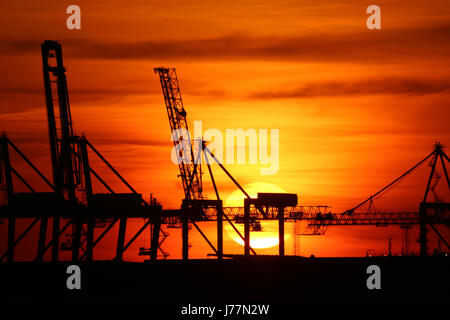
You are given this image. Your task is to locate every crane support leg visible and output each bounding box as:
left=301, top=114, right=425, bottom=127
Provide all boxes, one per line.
left=51, top=217, right=60, bottom=261
left=278, top=207, right=285, bottom=256
left=7, top=218, right=15, bottom=262
left=420, top=148, right=440, bottom=256
left=182, top=216, right=189, bottom=260
left=116, top=218, right=127, bottom=261
left=244, top=200, right=250, bottom=256
left=150, top=216, right=161, bottom=260
left=72, top=219, right=82, bottom=261
left=36, top=217, right=48, bottom=261
left=217, top=202, right=223, bottom=260
left=419, top=207, right=428, bottom=256
left=86, top=217, right=94, bottom=261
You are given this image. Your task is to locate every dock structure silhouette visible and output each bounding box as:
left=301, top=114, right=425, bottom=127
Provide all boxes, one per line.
left=0, top=41, right=449, bottom=264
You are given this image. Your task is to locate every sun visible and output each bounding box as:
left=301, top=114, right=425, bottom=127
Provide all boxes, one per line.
left=226, top=221, right=291, bottom=249
left=224, top=182, right=291, bottom=249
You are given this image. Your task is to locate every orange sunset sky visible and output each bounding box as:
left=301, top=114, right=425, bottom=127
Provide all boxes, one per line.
left=0, top=0, right=449, bottom=258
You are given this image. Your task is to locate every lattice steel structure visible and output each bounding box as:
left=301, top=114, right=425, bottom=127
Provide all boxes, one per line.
left=154, top=67, right=203, bottom=201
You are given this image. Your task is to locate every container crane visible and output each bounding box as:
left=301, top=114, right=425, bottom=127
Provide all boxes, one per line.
left=42, top=41, right=163, bottom=261
left=154, top=67, right=298, bottom=258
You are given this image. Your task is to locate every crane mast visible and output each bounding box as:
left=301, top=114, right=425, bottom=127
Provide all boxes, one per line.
left=41, top=40, right=84, bottom=203
left=154, top=67, right=203, bottom=201
left=41, top=40, right=93, bottom=261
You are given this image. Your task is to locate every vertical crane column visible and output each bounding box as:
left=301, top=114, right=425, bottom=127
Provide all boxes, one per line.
left=41, top=41, right=86, bottom=261
left=41, top=41, right=78, bottom=203
left=80, top=137, right=94, bottom=260
left=150, top=214, right=161, bottom=260
left=36, top=216, right=48, bottom=261
left=419, top=144, right=440, bottom=256
left=0, top=137, right=14, bottom=262
left=278, top=206, right=285, bottom=256
left=42, top=41, right=64, bottom=261
left=116, top=215, right=127, bottom=261
left=180, top=199, right=189, bottom=260
left=217, top=201, right=223, bottom=260
left=244, top=199, right=251, bottom=256
left=182, top=213, right=189, bottom=260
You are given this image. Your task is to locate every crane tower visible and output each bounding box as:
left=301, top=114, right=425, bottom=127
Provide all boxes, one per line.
left=154, top=67, right=203, bottom=201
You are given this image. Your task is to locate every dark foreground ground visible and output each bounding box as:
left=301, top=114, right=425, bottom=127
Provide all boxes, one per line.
left=0, top=256, right=448, bottom=299
left=0, top=256, right=448, bottom=317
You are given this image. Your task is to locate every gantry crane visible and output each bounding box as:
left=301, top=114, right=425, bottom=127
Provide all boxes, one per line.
left=41, top=40, right=89, bottom=260
left=41, top=41, right=164, bottom=261
left=291, top=142, right=450, bottom=255
left=155, top=67, right=301, bottom=258
left=154, top=67, right=252, bottom=258
left=154, top=67, right=224, bottom=259
left=0, top=41, right=165, bottom=264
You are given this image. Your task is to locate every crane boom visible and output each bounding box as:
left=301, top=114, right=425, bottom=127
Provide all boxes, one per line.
left=154, top=67, right=203, bottom=200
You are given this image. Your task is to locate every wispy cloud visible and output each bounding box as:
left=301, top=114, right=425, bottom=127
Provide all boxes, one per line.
left=249, top=78, right=450, bottom=99
left=90, top=137, right=168, bottom=147
left=2, top=24, right=450, bottom=62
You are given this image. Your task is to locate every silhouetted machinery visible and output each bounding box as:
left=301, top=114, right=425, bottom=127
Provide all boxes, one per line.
left=155, top=67, right=301, bottom=258
left=0, top=133, right=64, bottom=262
left=154, top=67, right=450, bottom=258
left=307, top=142, right=450, bottom=255
left=0, top=42, right=449, bottom=263
left=41, top=40, right=167, bottom=261
left=0, top=41, right=163, bottom=263
left=155, top=67, right=226, bottom=259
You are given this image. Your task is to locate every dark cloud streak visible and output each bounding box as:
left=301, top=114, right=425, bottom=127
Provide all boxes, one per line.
left=250, top=78, right=450, bottom=99
left=1, top=25, right=450, bottom=62
left=90, top=137, right=168, bottom=147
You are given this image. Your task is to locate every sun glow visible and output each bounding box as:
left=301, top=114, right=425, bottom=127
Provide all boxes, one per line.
left=225, top=182, right=291, bottom=249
